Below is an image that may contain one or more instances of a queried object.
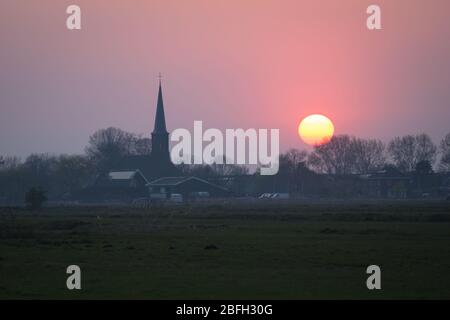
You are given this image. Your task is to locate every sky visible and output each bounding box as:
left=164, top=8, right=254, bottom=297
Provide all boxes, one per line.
left=1, top=0, right=450, bottom=158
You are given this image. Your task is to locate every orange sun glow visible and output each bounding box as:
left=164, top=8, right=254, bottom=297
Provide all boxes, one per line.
left=298, top=114, right=335, bottom=146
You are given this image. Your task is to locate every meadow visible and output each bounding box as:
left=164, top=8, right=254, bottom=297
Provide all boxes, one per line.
left=1, top=200, right=450, bottom=299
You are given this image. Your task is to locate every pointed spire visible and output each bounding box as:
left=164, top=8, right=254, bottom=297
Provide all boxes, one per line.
left=153, top=79, right=168, bottom=134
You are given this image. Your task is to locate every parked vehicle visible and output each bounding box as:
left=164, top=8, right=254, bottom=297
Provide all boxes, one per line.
left=169, top=193, right=183, bottom=203
left=271, top=193, right=290, bottom=199
left=259, top=193, right=290, bottom=200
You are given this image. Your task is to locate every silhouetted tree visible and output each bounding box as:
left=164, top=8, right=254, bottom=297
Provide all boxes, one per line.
left=415, top=160, right=433, bottom=175
left=25, top=187, right=47, bottom=210
left=388, top=134, right=437, bottom=172
left=0, top=153, right=96, bottom=204
left=179, top=164, right=215, bottom=178
left=211, top=162, right=249, bottom=177
left=352, top=138, right=386, bottom=173
left=133, top=137, right=152, bottom=155
left=178, top=154, right=249, bottom=179
left=382, top=164, right=403, bottom=176
left=53, top=155, right=94, bottom=195
left=276, top=149, right=311, bottom=193
left=23, top=153, right=58, bottom=192
left=85, top=127, right=136, bottom=172
left=284, top=149, right=308, bottom=167
left=0, top=156, right=26, bottom=205
left=308, top=135, right=356, bottom=174
left=308, top=136, right=387, bottom=175
left=0, top=156, right=21, bottom=170
left=439, top=132, right=450, bottom=172
left=413, top=160, right=434, bottom=194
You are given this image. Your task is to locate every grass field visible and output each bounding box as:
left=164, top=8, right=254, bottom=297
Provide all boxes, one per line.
left=1, top=200, right=450, bottom=299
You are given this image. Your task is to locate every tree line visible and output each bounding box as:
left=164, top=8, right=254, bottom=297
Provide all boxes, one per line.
left=1, top=127, right=450, bottom=204
left=306, top=133, right=449, bottom=175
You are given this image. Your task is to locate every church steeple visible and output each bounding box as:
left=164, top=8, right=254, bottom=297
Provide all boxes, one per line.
left=153, top=81, right=168, bottom=134
left=151, top=79, right=170, bottom=160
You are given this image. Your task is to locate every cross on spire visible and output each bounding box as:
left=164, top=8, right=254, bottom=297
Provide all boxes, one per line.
left=158, top=72, right=163, bottom=84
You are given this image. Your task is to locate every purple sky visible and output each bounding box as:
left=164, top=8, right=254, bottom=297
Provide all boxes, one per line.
left=1, top=0, right=450, bottom=158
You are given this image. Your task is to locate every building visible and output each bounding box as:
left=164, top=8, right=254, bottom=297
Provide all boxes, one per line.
left=77, top=169, right=149, bottom=202
left=147, top=176, right=231, bottom=200
left=113, top=81, right=179, bottom=180
left=76, top=81, right=233, bottom=203
left=359, top=168, right=412, bottom=199
left=97, top=170, right=149, bottom=188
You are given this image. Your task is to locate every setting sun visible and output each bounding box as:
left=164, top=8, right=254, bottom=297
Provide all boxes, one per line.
left=298, top=114, right=335, bottom=146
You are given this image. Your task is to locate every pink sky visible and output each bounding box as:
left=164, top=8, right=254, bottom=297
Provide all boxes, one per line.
left=1, top=0, right=449, bottom=157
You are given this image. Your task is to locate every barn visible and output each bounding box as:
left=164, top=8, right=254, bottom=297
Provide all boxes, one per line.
left=76, top=169, right=149, bottom=203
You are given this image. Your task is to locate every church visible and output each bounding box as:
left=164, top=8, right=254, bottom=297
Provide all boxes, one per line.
left=113, top=81, right=180, bottom=180
left=80, top=81, right=230, bottom=203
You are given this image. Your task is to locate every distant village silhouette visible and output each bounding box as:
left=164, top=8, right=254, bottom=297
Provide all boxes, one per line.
left=0, top=82, right=450, bottom=206
left=80, top=82, right=231, bottom=204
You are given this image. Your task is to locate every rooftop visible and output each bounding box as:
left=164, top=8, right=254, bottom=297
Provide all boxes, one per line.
left=147, top=176, right=194, bottom=186
left=147, top=176, right=230, bottom=192
left=108, top=170, right=148, bottom=182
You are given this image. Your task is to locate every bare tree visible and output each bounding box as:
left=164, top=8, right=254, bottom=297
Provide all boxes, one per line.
left=180, top=155, right=249, bottom=178
left=307, top=136, right=386, bottom=175
left=133, top=136, right=152, bottom=155
left=278, top=148, right=308, bottom=178
left=211, top=163, right=249, bottom=177
left=0, top=156, right=25, bottom=205
left=277, top=149, right=312, bottom=193
left=85, top=127, right=136, bottom=171
left=53, top=155, right=94, bottom=194
left=23, top=153, right=58, bottom=189
left=284, top=149, right=308, bottom=169
left=25, top=187, right=47, bottom=210
left=0, top=156, right=21, bottom=171
left=388, top=134, right=437, bottom=172
left=352, top=138, right=386, bottom=174
left=308, top=135, right=356, bottom=174
left=439, top=132, right=450, bottom=172
left=0, top=153, right=95, bottom=203
left=286, top=149, right=308, bottom=163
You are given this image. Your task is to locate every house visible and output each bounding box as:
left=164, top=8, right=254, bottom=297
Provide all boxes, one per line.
left=359, top=169, right=412, bottom=199
left=76, top=169, right=149, bottom=203
left=97, top=170, right=149, bottom=188
left=147, top=176, right=231, bottom=201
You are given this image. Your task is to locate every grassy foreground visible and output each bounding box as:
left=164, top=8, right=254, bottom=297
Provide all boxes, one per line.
left=1, top=200, right=450, bottom=299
